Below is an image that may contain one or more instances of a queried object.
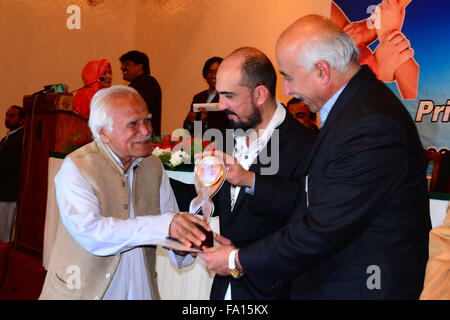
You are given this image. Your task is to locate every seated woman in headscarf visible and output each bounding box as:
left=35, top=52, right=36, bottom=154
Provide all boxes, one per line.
left=73, top=59, right=112, bottom=118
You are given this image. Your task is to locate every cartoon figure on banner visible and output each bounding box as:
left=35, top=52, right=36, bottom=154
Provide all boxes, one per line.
left=331, top=0, right=419, bottom=100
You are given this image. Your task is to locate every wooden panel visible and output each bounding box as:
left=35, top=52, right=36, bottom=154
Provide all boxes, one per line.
left=14, top=114, right=55, bottom=258
left=55, top=113, right=92, bottom=153
left=14, top=94, right=90, bottom=259
left=23, top=93, right=73, bottom=113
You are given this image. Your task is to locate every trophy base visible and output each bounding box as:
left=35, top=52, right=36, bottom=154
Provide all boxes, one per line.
left=194, top=223, right=214, bottom=249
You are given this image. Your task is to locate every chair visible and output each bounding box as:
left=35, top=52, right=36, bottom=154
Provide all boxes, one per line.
left=425, top=149, right=443, bottom=191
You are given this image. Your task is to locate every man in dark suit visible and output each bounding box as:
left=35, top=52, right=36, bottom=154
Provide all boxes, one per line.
left=201, top=15, right=431, bottom=299
left=205, top=47, right=315, bottom=300
left=120, top=50, right=162, bottom=136
left=183, top=56, right=229, bottom=136
left=0, top=105, right=25, bottom=242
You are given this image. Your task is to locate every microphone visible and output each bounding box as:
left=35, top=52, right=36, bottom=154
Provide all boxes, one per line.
left=32, top=83, right=69, bottom=95
left=69, top=77, right=104, bottom=94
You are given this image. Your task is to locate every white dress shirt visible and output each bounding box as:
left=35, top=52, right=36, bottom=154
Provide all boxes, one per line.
left=230, top=100, right=286, bottom=209
left=206, top=90, right=218, bottom=103
left=55, top=147, right=192, bottom=300
left=319, top=83, right=347, bottom=127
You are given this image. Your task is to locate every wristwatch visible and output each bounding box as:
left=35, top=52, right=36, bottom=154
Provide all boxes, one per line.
left=228, top=248, right=243, bottom=279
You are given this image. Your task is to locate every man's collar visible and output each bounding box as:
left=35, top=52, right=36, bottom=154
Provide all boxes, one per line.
left=233, top=100, right=286, bottom=143
left=207, top=90, right=217, bottom=103
left=7, top=126, right=24, bottom=136
left=131, top=73, right=148, bottom=84
left=269, top=99, right=287, bottom=131
left=103, top=143, right=143, bottom=172
left=319, top=83, right=348, bottom=127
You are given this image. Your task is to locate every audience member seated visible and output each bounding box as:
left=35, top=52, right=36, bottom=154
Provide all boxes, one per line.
left=73, top=59, right=112, bottom=119
left=286, top=97, right=319, bottom=133
left=0, top=105, right=25, bottom=242
left=183, top=56, right=229, bottom=136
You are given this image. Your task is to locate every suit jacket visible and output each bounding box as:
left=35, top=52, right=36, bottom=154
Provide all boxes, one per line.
left=210, top=111, right=316, bottom=300
left=0, top=127, right=24, bottom=202
left=183, top=90, right=229, bottom=135
left=130, top=74, right=162, bottom=136
left=239, top=66, right=431, bottom=299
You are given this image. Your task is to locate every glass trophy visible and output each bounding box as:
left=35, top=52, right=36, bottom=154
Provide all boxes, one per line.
left=189, top=156, right=228, bottom=249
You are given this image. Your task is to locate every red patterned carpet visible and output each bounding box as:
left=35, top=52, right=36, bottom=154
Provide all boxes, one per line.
left=0, top=243, right=46, bottom=300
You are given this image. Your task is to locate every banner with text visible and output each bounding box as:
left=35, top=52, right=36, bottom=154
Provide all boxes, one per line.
left=331, top=0, right=449, bottom=153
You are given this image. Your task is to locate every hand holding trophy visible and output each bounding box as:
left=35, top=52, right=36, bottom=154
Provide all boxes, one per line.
left=189, top=155, right=228, bottom=249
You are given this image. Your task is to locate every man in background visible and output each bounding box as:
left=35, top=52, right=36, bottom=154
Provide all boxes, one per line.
left=0, top=105, right=25, bottom=242
left=286, top=97, right=319, bottom=133
left=183, top=56, right=229, bottom=136
left=120, top=50, right=162, bottom=136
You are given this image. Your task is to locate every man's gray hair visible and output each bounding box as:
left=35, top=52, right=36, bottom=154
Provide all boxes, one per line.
left=298, top=30, right=360, bottom=74
left=88, top=85, right=145, bottom=140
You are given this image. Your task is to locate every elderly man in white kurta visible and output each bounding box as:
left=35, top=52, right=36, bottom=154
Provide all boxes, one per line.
left=40, top=86, right=209, bottom=300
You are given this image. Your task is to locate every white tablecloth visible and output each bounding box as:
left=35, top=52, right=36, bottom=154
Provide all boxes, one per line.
left=43, top=157, right=217, bottom=300
left=165, top=170, right=195, bottom=185
left=43, top=157, right=64, bottom=269
left=155, top=217, right=219, bottom=300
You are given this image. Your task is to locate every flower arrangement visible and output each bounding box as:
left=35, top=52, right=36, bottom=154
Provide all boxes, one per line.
left=152, top=135, right=215, bottom=171
left=61, top=133, right=93, bottom=155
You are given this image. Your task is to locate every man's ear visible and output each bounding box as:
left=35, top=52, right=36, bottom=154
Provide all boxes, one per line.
left=98, top=128, right=110, bottom=144
left=252, top=85, right=270, bottom=107
left=315, top=60, right=331, bottom=85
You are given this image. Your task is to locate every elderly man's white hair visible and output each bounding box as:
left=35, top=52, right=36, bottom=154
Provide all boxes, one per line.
left=300, top=30, right=360, bottom=74
left=279, top=15, right=360, bottom=74
left=88, top=85, right=146, bottom=140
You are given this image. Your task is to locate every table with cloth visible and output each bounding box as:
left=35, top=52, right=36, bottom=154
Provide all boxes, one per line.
left=43, top=157, right=449, bottom=299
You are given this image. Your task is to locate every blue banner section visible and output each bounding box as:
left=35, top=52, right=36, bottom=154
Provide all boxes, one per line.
left=331, top=0, right=449, bottom=153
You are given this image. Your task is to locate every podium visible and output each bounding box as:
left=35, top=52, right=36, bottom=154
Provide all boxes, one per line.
left=14, top=93, right=91, bottom=259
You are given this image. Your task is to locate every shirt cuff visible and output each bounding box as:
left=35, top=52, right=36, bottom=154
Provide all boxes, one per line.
left=168, top=249, right=196, bottom=269
left=160, top=212, right=177, bottom=237
left=244, top=173, right=256, bottom=195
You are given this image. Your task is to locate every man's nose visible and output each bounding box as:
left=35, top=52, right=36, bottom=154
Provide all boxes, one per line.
left=218, top=97, right=227, bottom=111
left=139, top=120, right=152, bottom=136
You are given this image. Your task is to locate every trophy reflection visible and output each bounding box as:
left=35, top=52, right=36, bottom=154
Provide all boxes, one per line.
left=189, top=156, right=228, bottom=249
